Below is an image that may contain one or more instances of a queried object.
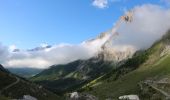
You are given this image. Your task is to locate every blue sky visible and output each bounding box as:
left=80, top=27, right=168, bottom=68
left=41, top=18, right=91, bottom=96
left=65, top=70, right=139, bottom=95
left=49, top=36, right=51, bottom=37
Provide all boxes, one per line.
left=0, top=0, right=165, bottom=49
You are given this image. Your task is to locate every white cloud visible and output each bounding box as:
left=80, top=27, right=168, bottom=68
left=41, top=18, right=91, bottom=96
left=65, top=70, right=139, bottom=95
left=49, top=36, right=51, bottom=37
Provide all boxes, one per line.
left=92, top=0, right=108, bottom=8
left=40, top=43, right=48, bottom=48
left=5, top=58, right=51, bottom=69
left=9, top=45, right=17, bottom=52
left=92, top=0, right=127, bottom=9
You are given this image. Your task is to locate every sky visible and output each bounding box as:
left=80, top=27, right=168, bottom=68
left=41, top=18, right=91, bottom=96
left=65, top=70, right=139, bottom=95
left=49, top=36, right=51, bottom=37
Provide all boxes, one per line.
left=0, top=0, right=170, bottom=69
left=0, top=0, right=165, bottom=49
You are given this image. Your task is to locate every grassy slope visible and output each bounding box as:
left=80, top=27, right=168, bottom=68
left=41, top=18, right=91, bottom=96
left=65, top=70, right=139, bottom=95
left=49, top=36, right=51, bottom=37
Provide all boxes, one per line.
left=31, top=60, right=82, bottom=81
left=86, top=37, right=170, bottom=99
left=31, top=57, right=114, bottom=95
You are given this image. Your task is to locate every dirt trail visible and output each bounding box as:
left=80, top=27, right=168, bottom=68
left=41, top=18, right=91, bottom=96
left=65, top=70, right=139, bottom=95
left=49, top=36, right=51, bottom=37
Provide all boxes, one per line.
left=141, top=81, right=170, bottom=98
left=0, top=74, right=20, bottom=94
left=149, top=84, right=170, bottom=98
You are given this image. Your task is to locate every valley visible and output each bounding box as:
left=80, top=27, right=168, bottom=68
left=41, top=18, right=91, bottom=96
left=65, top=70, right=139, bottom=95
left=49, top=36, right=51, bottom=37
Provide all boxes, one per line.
left=1, top=1, right=170, bottom=100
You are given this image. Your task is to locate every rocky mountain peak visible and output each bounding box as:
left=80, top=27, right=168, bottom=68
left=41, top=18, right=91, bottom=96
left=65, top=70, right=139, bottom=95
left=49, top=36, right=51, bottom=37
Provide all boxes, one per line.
left=93, top=11, right=136, bottom=63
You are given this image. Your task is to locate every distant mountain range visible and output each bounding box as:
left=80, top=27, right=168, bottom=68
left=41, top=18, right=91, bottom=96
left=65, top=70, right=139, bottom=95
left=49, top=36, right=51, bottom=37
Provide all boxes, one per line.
left=27, top=45, right=52, bottom=52
left=12, top=45, right=52, bottom=52
left=7, top=68, right=42, bottom=78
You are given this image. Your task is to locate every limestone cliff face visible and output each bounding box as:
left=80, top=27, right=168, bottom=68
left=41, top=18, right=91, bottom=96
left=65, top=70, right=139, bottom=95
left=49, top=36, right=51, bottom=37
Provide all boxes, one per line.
left=99, top=47, right=135, bottom=62
left=89, top=31, right=136, bottom=63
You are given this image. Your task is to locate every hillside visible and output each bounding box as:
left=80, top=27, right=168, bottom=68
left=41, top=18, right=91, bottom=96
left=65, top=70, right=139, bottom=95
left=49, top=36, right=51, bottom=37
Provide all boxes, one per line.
left=81, top=31, right=170, bottom=100
left=30, top=30, right=170, bottom=99
left=0, top=64, right=61, bottom=100
left=31, top=55, right=115, bottom=94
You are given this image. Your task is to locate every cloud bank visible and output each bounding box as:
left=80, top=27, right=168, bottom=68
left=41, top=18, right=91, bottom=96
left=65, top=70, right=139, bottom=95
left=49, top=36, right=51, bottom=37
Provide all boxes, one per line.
left=2, top=33, right=110, bottom=69
left=0, top=4, right=170, bottom=69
